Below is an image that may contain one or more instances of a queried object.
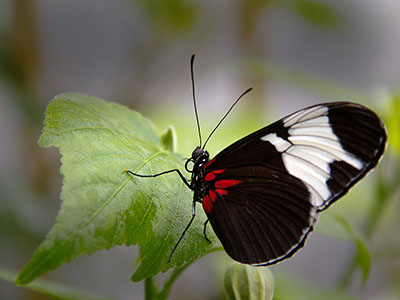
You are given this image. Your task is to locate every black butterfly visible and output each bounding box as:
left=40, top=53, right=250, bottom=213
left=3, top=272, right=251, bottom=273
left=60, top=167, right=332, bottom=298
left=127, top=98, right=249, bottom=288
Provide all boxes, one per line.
left=127, top=55, right=387, bottom=266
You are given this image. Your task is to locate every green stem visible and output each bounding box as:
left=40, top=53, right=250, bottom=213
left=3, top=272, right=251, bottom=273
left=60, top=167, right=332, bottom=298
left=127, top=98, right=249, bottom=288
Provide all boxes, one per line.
left=145, top=277, right=157, bottom=300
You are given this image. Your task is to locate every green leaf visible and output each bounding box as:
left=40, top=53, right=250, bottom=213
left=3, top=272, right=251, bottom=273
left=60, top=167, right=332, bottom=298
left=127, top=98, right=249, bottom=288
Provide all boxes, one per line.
left=224, top=262, right=274, bottom=300
left=0, top=268, right=110, bottom=300
left=16, top=93, right=215, bottom=285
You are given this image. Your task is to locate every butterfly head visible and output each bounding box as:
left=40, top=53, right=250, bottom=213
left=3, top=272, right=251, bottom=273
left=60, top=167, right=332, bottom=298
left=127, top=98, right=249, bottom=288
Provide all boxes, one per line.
left=191, top=147, right=209, bottom=165
left=185, top=147, right=209, bottom=173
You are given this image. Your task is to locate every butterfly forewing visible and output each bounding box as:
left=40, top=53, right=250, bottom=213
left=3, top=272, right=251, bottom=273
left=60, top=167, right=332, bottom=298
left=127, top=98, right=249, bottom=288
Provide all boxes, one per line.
left=201, top=102, right=386, bottom=265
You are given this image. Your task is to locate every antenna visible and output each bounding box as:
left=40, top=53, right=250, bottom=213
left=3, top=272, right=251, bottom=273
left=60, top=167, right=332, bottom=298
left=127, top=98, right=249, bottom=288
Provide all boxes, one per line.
left=202, top=87, right=253, bottom=149
left=191, top=54, right=202, bottom=148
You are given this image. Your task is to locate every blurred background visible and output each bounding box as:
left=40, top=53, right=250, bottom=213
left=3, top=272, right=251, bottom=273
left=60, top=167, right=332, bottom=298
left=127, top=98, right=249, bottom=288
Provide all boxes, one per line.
left=1, top=0, right=399, bottom=299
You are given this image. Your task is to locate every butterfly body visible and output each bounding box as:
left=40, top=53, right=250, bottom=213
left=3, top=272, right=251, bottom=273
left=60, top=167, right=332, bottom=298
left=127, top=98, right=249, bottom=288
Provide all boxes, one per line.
left=187, top=147, right=210, bottom=202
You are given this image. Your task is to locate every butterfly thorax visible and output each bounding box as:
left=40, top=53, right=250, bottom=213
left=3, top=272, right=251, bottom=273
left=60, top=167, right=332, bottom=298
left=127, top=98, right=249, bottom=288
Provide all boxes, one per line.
left=188, top=147, right=209, bottom=202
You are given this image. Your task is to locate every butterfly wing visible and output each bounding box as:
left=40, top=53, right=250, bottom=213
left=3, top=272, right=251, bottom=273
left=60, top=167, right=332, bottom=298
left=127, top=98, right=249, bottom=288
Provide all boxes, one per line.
left=201, top=102, right=386, bottom=265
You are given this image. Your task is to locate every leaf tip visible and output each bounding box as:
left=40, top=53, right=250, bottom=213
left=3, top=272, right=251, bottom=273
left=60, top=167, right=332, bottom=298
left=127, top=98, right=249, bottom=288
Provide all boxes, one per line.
left=14, top=272, right=29, bottom=286
left=160, top=125, right=177, bottom=152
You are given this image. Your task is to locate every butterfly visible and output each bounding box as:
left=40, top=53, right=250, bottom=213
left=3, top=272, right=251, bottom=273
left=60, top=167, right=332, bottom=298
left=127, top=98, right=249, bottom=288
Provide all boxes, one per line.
left=126, top=55, right=387, bottom=266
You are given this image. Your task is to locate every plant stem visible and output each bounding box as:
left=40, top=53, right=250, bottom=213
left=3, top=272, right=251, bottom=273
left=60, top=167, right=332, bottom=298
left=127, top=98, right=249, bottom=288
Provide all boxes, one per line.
left=145, top=277, right=156, bottom=300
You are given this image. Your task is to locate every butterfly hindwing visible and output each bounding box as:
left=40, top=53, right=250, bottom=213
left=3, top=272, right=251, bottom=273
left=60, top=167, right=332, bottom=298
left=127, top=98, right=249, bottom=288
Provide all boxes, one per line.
left=201, top=102, right=386, bottom=265
left=204, top=164, right=318, bottom=265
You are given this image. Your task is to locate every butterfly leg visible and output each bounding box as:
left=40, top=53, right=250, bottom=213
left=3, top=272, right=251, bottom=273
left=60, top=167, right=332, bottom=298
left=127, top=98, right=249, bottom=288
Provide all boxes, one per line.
left=203, top=219, right=212, bottom=243
left=168, top=200, right=197, bottom=262
left=125, top=168, right=191, bottom=188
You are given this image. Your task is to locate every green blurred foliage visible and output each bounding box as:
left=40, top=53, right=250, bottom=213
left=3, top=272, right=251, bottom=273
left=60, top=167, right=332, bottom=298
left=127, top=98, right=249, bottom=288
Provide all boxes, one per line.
left=0, top=268, right=110, bottom=300
left=290, top=0, right=341, bottom=28
left=134, top=0, right=197, bottom=34
left=273, top=272, right=356, bottom=300
left=384, top=94, right=400, bottom=154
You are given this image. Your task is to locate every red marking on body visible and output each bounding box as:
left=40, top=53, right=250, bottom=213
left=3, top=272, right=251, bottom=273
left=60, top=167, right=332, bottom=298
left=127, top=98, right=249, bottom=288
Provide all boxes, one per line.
left=215, top=189, right=228, bottom=196
left=208, top=189, right=217, bottom=202
left=204, top=169, right=226, bottom=181
left=202, top=195, right=213, bottom=214
left=214, top=179, right=241, bottom=188
left=203, top=157, right=216, bottom=169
